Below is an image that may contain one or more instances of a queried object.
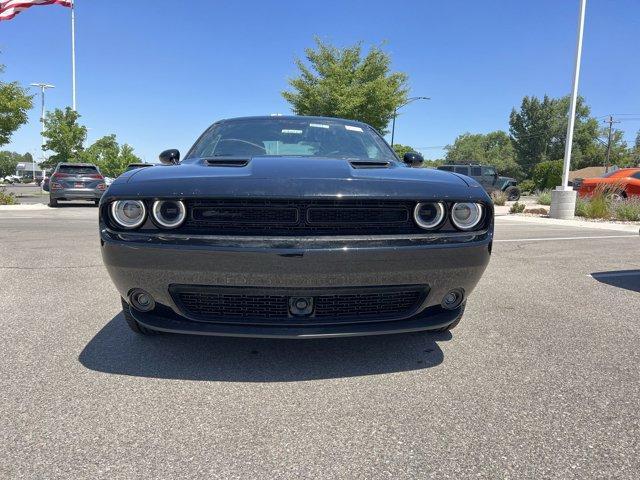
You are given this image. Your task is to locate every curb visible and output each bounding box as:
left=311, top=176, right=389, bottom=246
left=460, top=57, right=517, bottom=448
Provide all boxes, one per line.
left=498, top=214, right=640, bottom=233
left=0, top=203, right=49, bottom=211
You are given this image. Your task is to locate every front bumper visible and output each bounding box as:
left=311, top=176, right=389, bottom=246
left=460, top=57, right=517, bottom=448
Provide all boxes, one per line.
left=101, top=228, right=492, bottom=338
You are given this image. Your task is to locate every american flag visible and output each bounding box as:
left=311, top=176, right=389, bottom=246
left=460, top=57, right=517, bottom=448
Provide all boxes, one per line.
left=0, top=0, right=72, bottom=21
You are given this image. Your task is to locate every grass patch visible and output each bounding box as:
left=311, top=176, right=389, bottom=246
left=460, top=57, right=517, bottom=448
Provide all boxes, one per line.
left=575, top=189, right=640, bottom=221
left=509, top=201, right=526, bottom=213
left=611, top=197, right=640, bottom=221
left=0, top=186, right=17, bottom=205
left=491, top=190, right=507, bottom=206
left=536, top=189, right=552, bottom=206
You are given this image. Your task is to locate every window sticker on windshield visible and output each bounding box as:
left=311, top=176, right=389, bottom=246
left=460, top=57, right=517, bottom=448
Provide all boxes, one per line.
left=345, top=125, right=363, bottom=132
left=281, top=129, right=303, bottom=134
left=309, top=123, right=329, bottom=129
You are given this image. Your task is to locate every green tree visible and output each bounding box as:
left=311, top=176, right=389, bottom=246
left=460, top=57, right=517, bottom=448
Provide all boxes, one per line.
left=81, top=134, right=142, bottom=177
left=509, top=95, right=601, bottom=175
left=392, top=143, right=417, bottom=159
left=445, top=130, right=522, bottom=179
left=531, top=159, right=563, bottom=190
left=41, top=107, right=87, bottom=168
left=282, top=39, right=409, bottom=133
left=0, top=150, right=23, bottom=177
left=0, top=64, right=34, bottom=147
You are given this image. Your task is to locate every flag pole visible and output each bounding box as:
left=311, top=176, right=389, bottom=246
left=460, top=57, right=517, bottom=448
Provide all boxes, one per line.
left=71, top=0, right=76, bottom=110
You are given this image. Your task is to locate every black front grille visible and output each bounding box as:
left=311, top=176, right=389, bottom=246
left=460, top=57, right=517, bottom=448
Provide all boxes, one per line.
left=170, top=285, right=428, bottom=324
left=184, top=199, right=421, bottom=235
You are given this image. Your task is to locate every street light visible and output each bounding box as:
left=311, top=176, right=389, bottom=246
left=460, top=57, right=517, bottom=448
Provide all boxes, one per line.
left=549, top=0, right=587, bottom=220
left=30, top=83, right=55, bottom=184
left=390, top=96, right=430, bottom=146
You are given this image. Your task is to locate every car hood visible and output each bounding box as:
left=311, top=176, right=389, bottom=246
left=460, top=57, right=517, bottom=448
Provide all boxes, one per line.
left=106, top=156, right=487, bottom=202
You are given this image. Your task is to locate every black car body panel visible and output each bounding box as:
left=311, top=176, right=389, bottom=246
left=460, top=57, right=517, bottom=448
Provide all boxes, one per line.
left=100, top=116, right=493, bottom=338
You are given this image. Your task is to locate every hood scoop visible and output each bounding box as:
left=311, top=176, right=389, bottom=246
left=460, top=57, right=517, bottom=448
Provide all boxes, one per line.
left=204, top=157, right=250, bottom=167
left=349, top=160, right=392, bottom=169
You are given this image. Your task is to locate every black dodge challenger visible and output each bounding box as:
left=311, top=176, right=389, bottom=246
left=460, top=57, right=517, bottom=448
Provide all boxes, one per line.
left=100, top=116, right=493, bottom=338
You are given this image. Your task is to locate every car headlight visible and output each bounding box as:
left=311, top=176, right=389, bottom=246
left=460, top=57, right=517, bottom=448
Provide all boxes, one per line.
left=450, top=202, right=484, bottom=230
left=414, top=202, right=446, bottom=230
left=152, top=200, right=186, bottom=229
left=110, top=200, right=147, bottom=229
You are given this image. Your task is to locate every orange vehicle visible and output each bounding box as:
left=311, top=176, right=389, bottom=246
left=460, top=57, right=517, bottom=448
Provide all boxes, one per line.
left=577, top=168, right=640, bottom=199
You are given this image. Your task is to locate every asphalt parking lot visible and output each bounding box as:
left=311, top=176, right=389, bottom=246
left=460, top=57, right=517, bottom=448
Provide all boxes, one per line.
left=1, top=207, right=638, bottom=479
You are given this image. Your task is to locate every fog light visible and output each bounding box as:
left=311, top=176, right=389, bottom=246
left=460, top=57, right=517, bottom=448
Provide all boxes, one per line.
left=441, top=289, right=464, bottom=310
left=129, top=289, right=156, bottom=312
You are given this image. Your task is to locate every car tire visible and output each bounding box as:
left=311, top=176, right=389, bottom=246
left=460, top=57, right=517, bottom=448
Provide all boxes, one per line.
left=121, top=298, right=160, bottom=335
left=49, top=196, right=58, bottom=207
left=504, top=186, right=520, bottom=201
left=607, top=190, right=627, bottom=201
left=432, top=302, right=466, bottom=332
left=94, top=199, right=100, bottom=206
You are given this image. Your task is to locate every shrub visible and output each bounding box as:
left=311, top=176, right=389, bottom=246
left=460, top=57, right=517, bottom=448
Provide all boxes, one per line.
left=519, top=179, right=535, bottom=194
left=536, top=189, right=552, bottom=206
left=490, top=190, right=507, bottom=206
left=574, top=196, right=589, bottom=217
left=585, top=193, right=610, bottom=219
left=532, top=159, right=563, bottom=190
left=509, top=201, right=525, bottom=213
left=611, top=197, right=640, bottom=221
left=524, top=207, right=548, bottom=215
left=0, top=186, right=16, bottom=205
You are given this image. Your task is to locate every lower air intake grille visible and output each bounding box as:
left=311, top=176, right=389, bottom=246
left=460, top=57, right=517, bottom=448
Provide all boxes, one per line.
left=170, top=285, right=427, bottom=324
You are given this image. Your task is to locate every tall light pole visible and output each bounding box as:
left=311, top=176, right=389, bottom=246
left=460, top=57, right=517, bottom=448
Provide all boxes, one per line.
left=30, top=83, right=55, bottom=183
left=550, top=0, right=587, bottom=219
left=391, top=96, right=430, bottom=146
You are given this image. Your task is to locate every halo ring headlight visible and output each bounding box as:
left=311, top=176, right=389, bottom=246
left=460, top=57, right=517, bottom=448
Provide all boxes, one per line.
left=152, top=200, right=186, bottom=229
left=414, top=202, right=446, bottom=230
left=110, top=200, right=146, bottom=229
left=450, top=202, right=483, bottom=231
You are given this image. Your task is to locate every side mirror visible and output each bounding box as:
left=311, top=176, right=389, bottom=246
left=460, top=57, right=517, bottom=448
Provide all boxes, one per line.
left=159, top=149, right=180, bottom=165
left=402, top=151, right=424, bottom=167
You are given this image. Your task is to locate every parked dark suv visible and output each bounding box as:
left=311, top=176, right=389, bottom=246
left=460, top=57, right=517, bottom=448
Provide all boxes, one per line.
left=437, top=164, right=520, bottom=201
left=46, top=163, right=107, bottom=207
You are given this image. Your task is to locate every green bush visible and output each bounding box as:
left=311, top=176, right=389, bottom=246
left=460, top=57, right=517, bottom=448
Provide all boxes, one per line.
left=574, top=196, right=589, bottom=217
left=532, top=159, right=563, bottom=190
left=611, top=197, right=640, bottom=221
left=509, top=201, right=525, bottom=213
left=586, top=194, right=610, bottom=219
left=519, top=179, right=535, bottom=194
left=0, top=186, right=16, bottom=205
left=490, top=190, right=507, bottom=206
left=536, top=190, right=552, bottom=206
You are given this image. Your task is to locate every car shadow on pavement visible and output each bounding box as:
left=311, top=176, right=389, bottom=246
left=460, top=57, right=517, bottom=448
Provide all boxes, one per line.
left=51, top=202, right=97, bottom=208
left=591, top=270, right=640, bottom=293
left=79, top=313, right=451, bottom=382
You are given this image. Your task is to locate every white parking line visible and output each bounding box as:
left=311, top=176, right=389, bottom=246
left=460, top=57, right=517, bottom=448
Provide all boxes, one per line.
left=495, top=234, right=638, bottom=243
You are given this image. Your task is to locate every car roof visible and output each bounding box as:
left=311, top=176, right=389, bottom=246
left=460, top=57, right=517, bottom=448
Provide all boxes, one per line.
left=214, top=115, right=371, bottom=128
left=57, top=163, right=97, bottom=167
left=610, top=167, right=640, bottom=176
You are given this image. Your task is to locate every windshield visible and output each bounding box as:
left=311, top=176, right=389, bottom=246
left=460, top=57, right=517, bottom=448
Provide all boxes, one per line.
left=185, top=118, right=397, bottom=162
left=58, top=165, right=99, bottom=175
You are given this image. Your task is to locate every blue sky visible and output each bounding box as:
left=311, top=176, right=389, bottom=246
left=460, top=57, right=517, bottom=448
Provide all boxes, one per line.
left=1, top=0, right=639, bottom=162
